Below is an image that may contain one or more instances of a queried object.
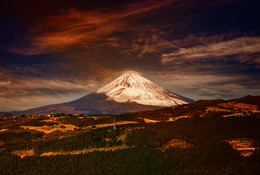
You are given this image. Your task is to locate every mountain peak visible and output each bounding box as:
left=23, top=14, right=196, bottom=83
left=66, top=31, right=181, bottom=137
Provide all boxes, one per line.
left=96, top=71, right=193, bottom=107
left=122, top=70, right=140, bottom=75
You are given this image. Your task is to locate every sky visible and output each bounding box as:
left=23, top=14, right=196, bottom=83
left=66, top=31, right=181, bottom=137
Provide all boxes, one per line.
left=0, top=0, right=259, bottom=111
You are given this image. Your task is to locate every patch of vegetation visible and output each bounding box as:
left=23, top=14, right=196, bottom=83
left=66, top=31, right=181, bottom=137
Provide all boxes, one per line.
left=58, top=115, right=144, bottom=127
left=57, top=117, right=111, bottom=127
left=22, top=120, right=58, bottom=126
left=115, top=115, right=145, bottom=123
left=7, top=125, right=21, bottom=130
left=126, top=116, right=260, bottom=147
left=0, top=123, right=144, bottom=154
left=0, top=131, right=43, bottom=144
left=32, top=124, right=142, bottom=155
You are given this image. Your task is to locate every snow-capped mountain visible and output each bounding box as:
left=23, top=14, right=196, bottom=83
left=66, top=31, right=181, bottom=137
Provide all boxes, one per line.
left=14, top=71, right=193, bottom=115
left=96, top=71, right=192, bottom=107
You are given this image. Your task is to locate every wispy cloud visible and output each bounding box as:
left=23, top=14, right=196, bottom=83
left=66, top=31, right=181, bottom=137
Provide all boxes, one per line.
left=161, top=36, right=260, bottom=64
left=151, top=71, right=260, bottom=100
left=0, top=64, right=118, bottom=111
left=0, top=79, right=89, bottom=111
left=9, top=0, right=177, bottom=55
left=113, top=29, right=246, bottom=58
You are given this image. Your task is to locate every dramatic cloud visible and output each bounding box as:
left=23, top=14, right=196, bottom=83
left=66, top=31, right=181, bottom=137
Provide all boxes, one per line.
left=9, top=0, right=177, bottom=55
left=1, top=0, right=259, bottom=111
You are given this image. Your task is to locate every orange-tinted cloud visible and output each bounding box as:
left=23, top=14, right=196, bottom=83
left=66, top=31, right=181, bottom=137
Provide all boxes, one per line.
left=9, top=0, right=177, bottom=55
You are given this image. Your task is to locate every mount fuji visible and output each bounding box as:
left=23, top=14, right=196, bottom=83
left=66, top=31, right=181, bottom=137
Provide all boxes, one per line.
left=96, top=71, right=192, bottom=107
left=15, top=71, right=193, bottom=115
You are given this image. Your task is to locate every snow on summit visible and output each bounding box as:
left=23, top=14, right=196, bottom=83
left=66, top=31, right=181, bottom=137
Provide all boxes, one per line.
left=96, top=71, right=192, bottom=107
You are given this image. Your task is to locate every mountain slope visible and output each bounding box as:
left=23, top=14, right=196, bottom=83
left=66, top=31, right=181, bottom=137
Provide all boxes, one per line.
left=13, top=71, right=193, bottom=115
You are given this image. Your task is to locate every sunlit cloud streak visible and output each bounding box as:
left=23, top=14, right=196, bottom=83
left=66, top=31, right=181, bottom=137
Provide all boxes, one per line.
left=161, top=36, right=260, bottom=64
left=9, top=0, right=177, bottom=55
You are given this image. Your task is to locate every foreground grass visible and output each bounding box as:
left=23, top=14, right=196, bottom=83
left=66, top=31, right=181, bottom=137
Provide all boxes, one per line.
left=1, top=146, right=259, bottom=175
